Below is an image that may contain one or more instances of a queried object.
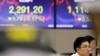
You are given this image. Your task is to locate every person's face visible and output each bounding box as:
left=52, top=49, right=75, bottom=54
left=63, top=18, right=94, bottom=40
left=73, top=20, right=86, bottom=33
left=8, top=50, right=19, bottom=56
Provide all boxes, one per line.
left=77, top=41, right=91, bottom=56
left=90, top=40, right=95, bottom=50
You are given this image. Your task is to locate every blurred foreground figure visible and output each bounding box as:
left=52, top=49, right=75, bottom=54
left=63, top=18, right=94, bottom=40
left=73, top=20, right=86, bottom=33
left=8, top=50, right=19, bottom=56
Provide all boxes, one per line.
left=0, top=25, right=56, bottom=56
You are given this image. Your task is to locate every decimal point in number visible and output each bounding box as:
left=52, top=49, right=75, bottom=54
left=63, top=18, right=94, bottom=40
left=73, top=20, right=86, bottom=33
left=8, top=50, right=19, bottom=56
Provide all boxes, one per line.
left=28, top=12, right=33, bottom=15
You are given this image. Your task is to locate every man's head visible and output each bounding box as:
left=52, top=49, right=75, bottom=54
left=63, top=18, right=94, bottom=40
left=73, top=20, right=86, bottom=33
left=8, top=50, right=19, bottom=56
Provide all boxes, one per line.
left=74, top=37, right=91, bottom=56
left=85, top=35, right=95, bottom=50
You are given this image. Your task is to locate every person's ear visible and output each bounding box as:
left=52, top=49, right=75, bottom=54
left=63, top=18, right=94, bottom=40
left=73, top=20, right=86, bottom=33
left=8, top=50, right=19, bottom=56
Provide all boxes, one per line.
left=76, top=47, right=80, bottom=51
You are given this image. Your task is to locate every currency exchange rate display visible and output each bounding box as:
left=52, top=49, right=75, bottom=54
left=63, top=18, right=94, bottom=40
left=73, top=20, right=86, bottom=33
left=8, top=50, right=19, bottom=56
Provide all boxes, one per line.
left=56, top=0, right=92, bottom=29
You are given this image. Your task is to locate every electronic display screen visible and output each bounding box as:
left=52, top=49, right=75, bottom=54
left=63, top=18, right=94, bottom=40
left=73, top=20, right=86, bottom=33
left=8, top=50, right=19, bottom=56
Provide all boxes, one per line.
left=0, top=0, right=54, bottom=28
left=56, top=0, right=93, bottom=28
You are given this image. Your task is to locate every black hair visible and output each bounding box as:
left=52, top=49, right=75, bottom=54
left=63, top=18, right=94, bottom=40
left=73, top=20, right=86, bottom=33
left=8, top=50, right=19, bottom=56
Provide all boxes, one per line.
left=85, top=35, right=95, bottom=43
left=73, top=37, right=88, bottom=52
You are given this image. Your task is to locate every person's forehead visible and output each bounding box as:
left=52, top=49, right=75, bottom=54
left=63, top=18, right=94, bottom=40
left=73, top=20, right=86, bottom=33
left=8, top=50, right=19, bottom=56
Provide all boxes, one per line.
left=81, top=41, right=89, bottom=46
left=91, top=40, right=95, bottom=42
left=90, top=40, right=95, bottom=44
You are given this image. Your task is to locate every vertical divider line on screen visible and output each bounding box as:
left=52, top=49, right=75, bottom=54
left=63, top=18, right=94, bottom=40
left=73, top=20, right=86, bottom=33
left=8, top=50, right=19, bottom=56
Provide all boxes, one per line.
left=54, top=0, right=56, bottom=28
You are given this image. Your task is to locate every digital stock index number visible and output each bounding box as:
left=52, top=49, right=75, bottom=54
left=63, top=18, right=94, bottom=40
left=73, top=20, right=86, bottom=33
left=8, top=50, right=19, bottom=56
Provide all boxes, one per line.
left=9, top=5, right=43, bottom=14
